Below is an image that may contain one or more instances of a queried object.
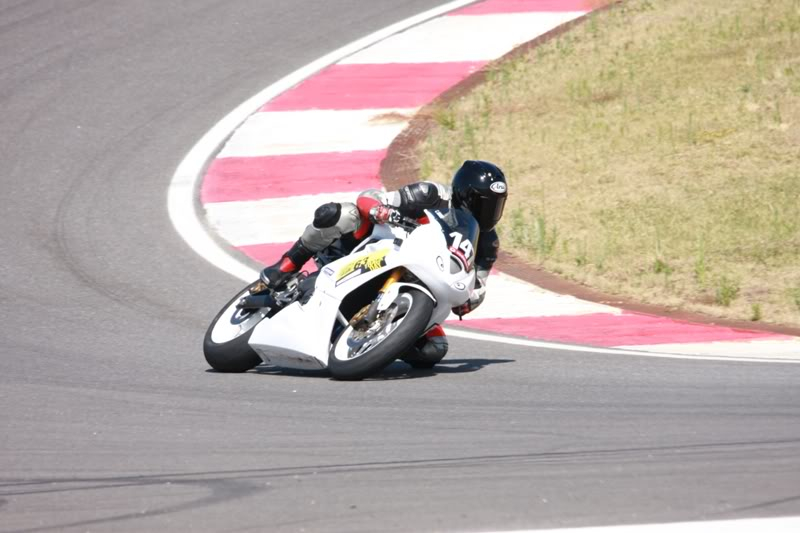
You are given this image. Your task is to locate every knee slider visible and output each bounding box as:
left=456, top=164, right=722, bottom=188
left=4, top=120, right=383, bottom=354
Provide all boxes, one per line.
left=313, top=202, right=342, bottom=229
left=420, top=336, right=449, bottom=359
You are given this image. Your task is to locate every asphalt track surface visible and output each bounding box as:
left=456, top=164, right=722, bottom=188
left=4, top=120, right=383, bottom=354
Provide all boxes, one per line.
left=1, top=2, right=799, bottom=532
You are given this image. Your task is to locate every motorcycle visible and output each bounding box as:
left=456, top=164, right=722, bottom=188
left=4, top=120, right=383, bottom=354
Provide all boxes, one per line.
left=203, top=208, right=479, bottom=380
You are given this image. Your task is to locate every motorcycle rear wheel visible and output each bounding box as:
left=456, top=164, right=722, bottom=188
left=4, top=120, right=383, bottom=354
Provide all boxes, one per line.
left=204, top=281, right=269, bottom=373
left=329, top=288, right=434, bottom=380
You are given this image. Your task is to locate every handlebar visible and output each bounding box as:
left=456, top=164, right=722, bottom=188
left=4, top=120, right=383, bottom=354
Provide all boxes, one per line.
left=388, top=215, right=420, bottom=232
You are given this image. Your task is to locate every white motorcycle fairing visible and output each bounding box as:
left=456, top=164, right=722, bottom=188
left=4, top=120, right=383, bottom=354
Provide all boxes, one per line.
left=247, top=209, right=477, bottom=370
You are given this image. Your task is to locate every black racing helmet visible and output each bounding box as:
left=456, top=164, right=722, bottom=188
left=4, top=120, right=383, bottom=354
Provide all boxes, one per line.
left=451, top=160, right=508, bottom=231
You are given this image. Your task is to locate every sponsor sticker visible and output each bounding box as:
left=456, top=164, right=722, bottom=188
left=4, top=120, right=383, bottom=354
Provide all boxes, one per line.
left=322, top=267, right=335, bottom=277
left=336, top=249, right=389, bottom=286
left=490, top=181, right=507, bottom=194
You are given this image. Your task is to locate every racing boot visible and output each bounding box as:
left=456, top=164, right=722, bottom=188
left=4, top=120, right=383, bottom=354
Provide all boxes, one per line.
left=258, top=239, right=314, bottom=289
left=402, top=325, right=449, bottom=369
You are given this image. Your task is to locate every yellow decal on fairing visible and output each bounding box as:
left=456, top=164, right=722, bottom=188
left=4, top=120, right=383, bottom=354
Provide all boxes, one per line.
left=336, top=249, right=390, bottom=285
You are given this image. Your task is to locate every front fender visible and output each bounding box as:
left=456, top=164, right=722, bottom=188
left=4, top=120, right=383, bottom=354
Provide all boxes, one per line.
left=394, top=282, right=436, bottom=304
left=376, top=281, right=436, bottom=313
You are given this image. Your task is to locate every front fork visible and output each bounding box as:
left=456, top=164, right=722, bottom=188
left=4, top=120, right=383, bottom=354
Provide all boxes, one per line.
left=379, top=267, right=405, bottom=295
left=352, top=267, right=406, bottom=328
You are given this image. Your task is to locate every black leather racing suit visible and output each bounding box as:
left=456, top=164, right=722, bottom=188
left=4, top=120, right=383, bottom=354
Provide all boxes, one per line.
left=305, top=181, right=499, bottom=291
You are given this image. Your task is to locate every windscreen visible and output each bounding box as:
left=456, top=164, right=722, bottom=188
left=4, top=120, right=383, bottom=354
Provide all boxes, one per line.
left=430, top=208, right=480, bottom=270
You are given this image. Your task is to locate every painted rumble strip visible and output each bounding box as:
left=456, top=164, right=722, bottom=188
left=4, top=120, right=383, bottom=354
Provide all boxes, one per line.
left=202, top=151, right=387, bottom=203
left=262, top=63, right=487, bottom=111
left=170, top=0, right=800, bottom=361
left=454, top=0, right=597, bottom=15
left=452, top=313, right=790, bottom=348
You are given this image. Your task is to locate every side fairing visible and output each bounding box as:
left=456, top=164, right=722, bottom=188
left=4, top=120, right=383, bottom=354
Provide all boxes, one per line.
left=248, top=246, right=399, bottom=367
left=247, top=290, right=340, bottom=368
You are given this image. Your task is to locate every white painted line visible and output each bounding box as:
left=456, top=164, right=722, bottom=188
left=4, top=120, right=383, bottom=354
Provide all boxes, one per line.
left=446, top=327, right=800, bottom=364
left=480, top=515, right=800, bottom=533
left=341, top=11, right=586, bottom=64
left=218, top=109, right=416, bottom=157
left=205, top=191, right=362, bottom=246
left=168, top=0, right=481, bottom=281
left=618, top=338, right=800, bottom=358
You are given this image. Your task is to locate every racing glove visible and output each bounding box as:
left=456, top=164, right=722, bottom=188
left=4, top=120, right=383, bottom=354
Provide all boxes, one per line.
left=452, top=269, right=489, bottom=318
left=369, top=204, right=401, bottom=225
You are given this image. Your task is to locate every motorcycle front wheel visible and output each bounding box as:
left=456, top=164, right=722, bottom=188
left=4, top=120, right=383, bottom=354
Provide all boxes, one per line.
left=203, top=281, right=269, bottom=373
left=329, top=288, right=434, bottom=380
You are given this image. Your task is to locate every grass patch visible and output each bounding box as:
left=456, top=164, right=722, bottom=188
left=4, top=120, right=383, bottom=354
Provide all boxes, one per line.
left=417, top=0, right=800, bottom=326
left=751, top=303, right=763, bottom=322
left=715, top=275, right=741, bottom=307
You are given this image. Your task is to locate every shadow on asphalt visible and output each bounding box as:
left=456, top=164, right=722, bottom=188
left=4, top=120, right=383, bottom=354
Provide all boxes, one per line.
left=374, top=358, right=515, bottom=380
left=205, top=357, right=515, bottom=380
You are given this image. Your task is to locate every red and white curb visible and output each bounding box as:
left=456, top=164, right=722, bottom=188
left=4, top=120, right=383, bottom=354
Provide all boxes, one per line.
left=170, top=0, right=800, bottom=362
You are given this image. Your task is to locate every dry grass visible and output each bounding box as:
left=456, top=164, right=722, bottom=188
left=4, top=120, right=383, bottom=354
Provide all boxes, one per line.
left=417, top=0, right=800, bottom=325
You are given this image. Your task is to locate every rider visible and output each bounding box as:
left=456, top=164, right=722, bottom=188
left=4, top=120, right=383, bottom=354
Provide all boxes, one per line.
left=259, top=160, right=508, bottom=361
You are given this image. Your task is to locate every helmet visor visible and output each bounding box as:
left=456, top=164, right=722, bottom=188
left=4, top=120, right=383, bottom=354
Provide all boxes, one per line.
left=476, top=194, right=506, bottom=230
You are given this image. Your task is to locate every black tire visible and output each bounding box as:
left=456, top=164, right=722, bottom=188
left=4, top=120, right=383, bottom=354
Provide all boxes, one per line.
left=328, top=288, right=434, bottom=380
left=203, top=281, right=266, bottom=373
